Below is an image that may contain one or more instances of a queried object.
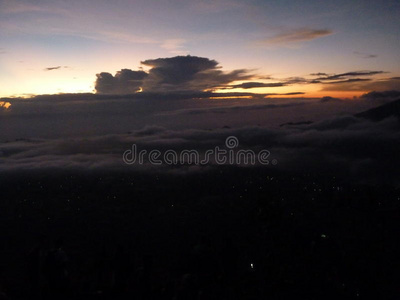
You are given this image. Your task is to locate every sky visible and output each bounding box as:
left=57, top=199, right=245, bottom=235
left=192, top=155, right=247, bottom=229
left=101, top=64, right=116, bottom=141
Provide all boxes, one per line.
left=1, top=0, right=400, bottom=98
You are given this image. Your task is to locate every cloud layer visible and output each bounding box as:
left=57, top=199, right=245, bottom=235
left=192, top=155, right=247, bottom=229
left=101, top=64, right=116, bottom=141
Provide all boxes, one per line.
left=0, top=107, right=398, bottom=185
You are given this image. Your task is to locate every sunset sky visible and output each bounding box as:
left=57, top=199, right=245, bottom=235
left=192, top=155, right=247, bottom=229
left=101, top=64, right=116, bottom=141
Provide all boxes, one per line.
left=1, top=0, right=399, bottom=98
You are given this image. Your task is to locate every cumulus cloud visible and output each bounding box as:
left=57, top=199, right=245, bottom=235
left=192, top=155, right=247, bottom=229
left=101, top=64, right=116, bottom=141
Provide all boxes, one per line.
left=95, top=55, right=254, bottom=94
left=95, top=69, right=148, bottom=94
left=140, top=56, right=253, bottom=92
left=258, top=28, right=333, bottom=47
left=141, top=56, right=218, bottom=88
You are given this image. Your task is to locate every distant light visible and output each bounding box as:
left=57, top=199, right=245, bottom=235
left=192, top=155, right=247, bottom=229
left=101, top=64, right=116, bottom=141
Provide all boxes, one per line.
left=0, top=101, right=11, bottom=110
left=250, top=263, right=254, bottom=269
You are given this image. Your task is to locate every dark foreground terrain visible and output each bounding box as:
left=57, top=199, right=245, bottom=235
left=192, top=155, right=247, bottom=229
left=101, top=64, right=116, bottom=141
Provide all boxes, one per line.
left=0, top=167, right=399, bottom=299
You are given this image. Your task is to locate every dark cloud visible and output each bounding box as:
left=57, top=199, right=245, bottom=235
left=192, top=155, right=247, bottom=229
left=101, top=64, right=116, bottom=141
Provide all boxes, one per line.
left=313, top=71, right=385, bottom=81
left=319, top=96, right=343, bottom=103
left=95, top=55, right=254, bottom=94
left=360, top=90, right=400, bottom=104
left=141, top=56, right=218, bottom=85
left=140, top=56, right=253, bottom=92
left=258, top=28, right=333, bottom=47
left=321, top=78, right=371, bottom=84
left=280, top=121, right=313, bottom=127
left=284, top=77, right=309, bottom=84
left=44, top=66, right=62, bottom=71
left=229, top=82, right=286, bottom=89
left=310, top=72, right=328, bottom=76
left=265, top=92, right=305, bottom=97
left=355, top=98, right=400, bottom=122
left=95, top=69, right=148, bottom=94
left=44, top=66, right=70, bottom=71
